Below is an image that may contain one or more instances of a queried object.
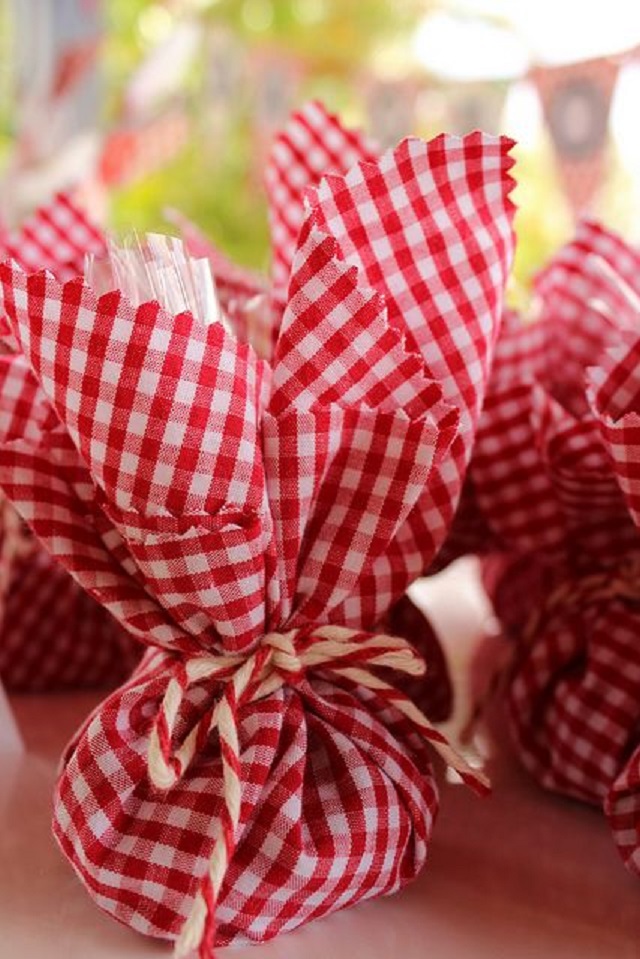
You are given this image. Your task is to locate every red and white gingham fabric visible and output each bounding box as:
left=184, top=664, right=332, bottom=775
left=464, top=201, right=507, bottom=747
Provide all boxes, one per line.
left=265, top=100, right=378, bottom=300
left=0, top=190, right=105, bottom=283
left=586, top=332, right=640, bottom=877
left=0, top=122, right=515, bottom=949
left=176, top=102, right=378, bottom=360
left=605, top=743, right=640, bottom=876
left=177, top=104, right=457, bottom=722
left=0, top=193, right=139, bottom=692
left=185, top=101, right=516, bottom=594
left=302, top=128, right=515, bottom=615
left=437, top=221, right=640, bottom=878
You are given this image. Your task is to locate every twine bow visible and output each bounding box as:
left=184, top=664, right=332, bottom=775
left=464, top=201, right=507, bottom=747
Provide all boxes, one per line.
left=147, top=624, right=489, bottom=959
left=462, top=557, right=640, bottom=743
left=521, top=558, right=640, bottom=644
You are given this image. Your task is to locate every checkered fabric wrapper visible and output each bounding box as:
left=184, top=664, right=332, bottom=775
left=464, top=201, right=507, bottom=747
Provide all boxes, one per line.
left=0, top=190, right=105, bottom=283
left=178, top=102, right=458, bottom=720
left=0, top=191, right=139, bottom=692
left=176, top=102, right=380, bottom=362
left=438, top=220, right=640, bottom=878
left=0, top=121, right=515, bottom=954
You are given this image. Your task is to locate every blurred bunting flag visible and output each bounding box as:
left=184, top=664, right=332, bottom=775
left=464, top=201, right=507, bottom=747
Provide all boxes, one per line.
left=363, top=77, right=419, bottom=149
left=447, top=81, right=508, bottom=137
left=533, top=55, right=620, bottom=219
left=99, top=104, right=190, bottom=187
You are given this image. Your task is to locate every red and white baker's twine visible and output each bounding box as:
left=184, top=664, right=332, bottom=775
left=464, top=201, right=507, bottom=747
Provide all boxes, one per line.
left=148, top=625, right=489, bottom=958
left=462, top=557, right=640, bottom=743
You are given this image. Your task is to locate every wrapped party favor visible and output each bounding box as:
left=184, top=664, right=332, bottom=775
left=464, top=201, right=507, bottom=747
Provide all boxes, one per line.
left=587, top=329, right=640, bottom=877
left=177, top=102, right=462, bottom=720
left=0, top=121, right=515, bottom=953
left=441, top=220, right=640, bottom=877
left=0, top=191, right=139, bottom=691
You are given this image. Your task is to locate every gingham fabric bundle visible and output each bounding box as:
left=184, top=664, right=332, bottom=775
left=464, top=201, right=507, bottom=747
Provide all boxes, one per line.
left=0, top=122, right=514, bottom=954
left=178, top=102, right=459, bottom=721
left=0, top=190, right=105, bottom=284
left=0, top=191, right=139, bottom=692
left=439, top=220, right=640, bottom=877
left=588, top=332, right=640, bottom=876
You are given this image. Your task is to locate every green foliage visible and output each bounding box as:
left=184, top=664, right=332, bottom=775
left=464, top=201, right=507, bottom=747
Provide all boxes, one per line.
left=110, top=119, right=271, bottom=271
left=105, top=1, right=630, bottom=290
left=199, top=0, right=425, bottom=70
left=509, top=139, right=573, bottom=301
left=107, top=0, right=430, bottom=272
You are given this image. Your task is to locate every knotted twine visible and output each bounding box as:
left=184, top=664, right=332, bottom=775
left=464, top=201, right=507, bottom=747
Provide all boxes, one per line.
left=520, top=558, right=640, bottom=642
left=147, top=624, right=489, bottom=958
left=462, top=557, right=640, bottom=743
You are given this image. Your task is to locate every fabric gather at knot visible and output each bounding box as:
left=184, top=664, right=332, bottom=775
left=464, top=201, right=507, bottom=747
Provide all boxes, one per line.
left=148, top=625, right=488, bottom=958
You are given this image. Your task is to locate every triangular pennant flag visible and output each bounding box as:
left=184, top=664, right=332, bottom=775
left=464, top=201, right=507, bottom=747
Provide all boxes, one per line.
left=362, top=76, right=419, bottom=149
left=533, top=55, right=620, bottom=219
left=447, top=80, right=509, bottom=137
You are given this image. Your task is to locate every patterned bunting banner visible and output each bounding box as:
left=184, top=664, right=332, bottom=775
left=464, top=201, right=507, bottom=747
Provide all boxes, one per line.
left=447, top=80, right=509, bottom=137
left=98, top=103, right=190, bottom=187
left=532, top=55, right=620, bottom=219
left=363, top=77, right=420, bottom=148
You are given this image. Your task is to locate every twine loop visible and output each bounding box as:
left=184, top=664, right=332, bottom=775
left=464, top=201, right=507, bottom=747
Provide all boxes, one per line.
left=521, top=557, right=640, bottom=645
left=0, top=498, right=35, bottom=625
left=147, top=624, right=488, bottom=959
left=462, top=556, right=640, bottom=744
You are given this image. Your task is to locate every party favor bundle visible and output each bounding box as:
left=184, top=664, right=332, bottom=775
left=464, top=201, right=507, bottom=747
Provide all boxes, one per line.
left=0, top=191, right=139, bottom=690
left=441, top=220, right=640, bottom=877
left=0, top=117, right=514, bottom=955
left=177, top=100, right=479, bottom=721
